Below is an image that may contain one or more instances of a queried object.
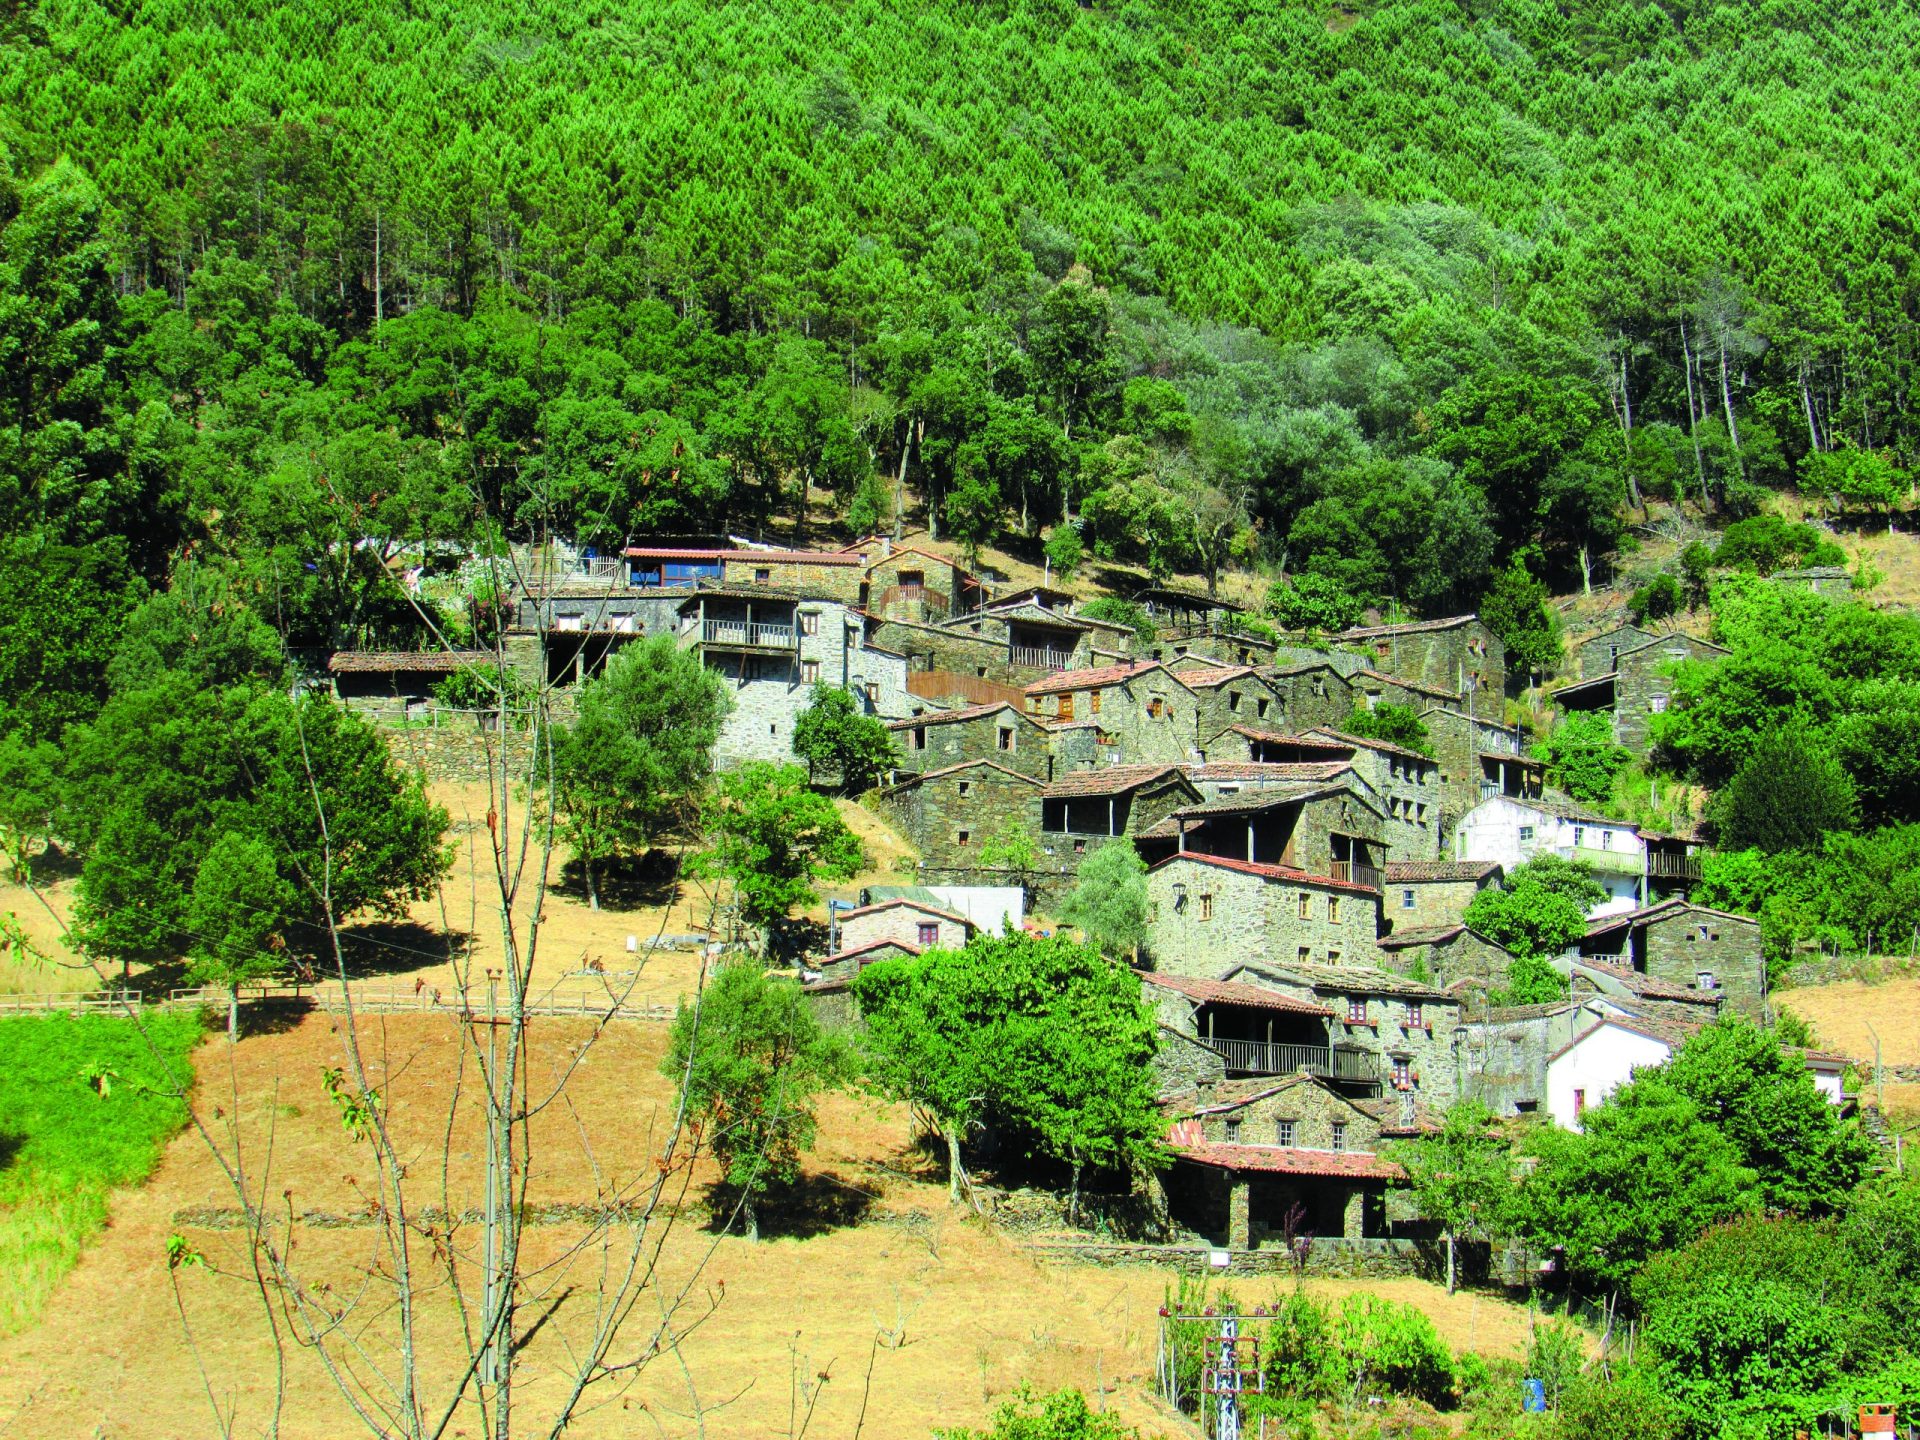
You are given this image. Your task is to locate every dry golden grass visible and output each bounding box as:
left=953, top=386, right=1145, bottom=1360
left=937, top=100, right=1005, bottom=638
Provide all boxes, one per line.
left=1775, top=978, right=1920, bottom=1067
left=0, top=1008, right=1539, bottom=1440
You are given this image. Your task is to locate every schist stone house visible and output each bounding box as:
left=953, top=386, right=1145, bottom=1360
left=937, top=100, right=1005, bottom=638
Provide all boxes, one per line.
left=834, top=896, right=975, bottom=954
left=1023, top=662, right=1200, bottom=765
left=1418, top=706, right=1544, bottom=824
left=1213, top=729, right=1439, bottom=864
left=1159, top=1073, right=1415, bottom=1247
left=887, top=701, right=1052, bottom=780
left=1381, top=860, right=1503, bottom=932
left=1169, top=665, right=1287, bottom=748
left=1459, top=996, right=1686, bottom=1120
left=1551, top=631, right=1730, bottom=751
left=1135, top=780, right=1390, bottom=892
left=866, top=601, right=1117, bottom=688
left=1335, top=615, right=1507, bottom=698
left=676, top=588, right=912, bottom=766
left=1575, top=623, right=1659, bottom=680
left=1375, top=922, right=1519, bottom=995
left=1578, top=898, right=1767, bottom=1021
left=328, top=649, right=496, bottom=712
left=1041, top=764, right=1201, bottom=864
left=1145, top=853, right=1383, bottom=975
left=1454, top=793, right=1646, bottom=915
left=1767, top=565, right=1854, bottom=599
left=877, top=760, right=1046, bottom=875
left=854, top=542, right=988, bottom=624
left=1255, top=661, right=1359, bottom=735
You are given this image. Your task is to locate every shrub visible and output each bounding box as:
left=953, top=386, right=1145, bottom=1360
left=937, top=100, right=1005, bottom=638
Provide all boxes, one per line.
left=1335, top=1294, right=1455, bottom=1406
left=1627, top=574, right=1681, bottom=625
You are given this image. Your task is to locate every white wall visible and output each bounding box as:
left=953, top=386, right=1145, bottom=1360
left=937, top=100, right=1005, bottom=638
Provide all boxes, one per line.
left=1807, top=1064, right=1846, bottom=1105
left=1455, top=796, right=1644, bottom=918
left=923, top=885, right=1024, bottom=935
left=1546, top=1023, right=1674, bottom=1130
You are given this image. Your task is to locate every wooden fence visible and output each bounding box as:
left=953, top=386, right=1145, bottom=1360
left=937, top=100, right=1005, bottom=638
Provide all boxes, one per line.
left=905, top=669, right=1026, bottom=707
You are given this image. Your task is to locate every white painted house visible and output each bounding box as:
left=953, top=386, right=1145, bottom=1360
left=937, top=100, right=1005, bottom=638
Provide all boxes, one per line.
left=1454, top=794, right=1644, bottom=917
left=1546, top=1017, right=1849, bottom=1130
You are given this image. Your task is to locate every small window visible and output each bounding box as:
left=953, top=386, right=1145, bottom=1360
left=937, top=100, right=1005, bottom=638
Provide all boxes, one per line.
left=800, top=612, right=819, bottom=636
left=1225, top=1117, right=1241, bottom=1143
left=1650, top=694, right=1670, bottom=714
left=1297, top=893, right=1311, bottom=920
left=917, top=923, right=939, bottom=946
left=911, top=726, right=927, bottom=751
left=1297, top=946, right=1312, bottom=965
left=1347, top=998, right=1367, bottom=1024
left=997, top=727, right=1014, bottom=751
left=754, top=567, right=772, bottom=583
left=1391, top=1057, right=1412, bottom=1088
left=1327, top=897, right=1341, bottom=924
left=1199, top=893, right=1214, bottom=922
left=800, top=660, right=820, bottom=684
left=1327, top=949, right=1341, bottom=967
left=1573, top=826, right=1585, bottom=847
left=769, top=721, right=778, bottom=736
left=1257, top=698, right=1270, bottom=719
left=956, top=828, right=971, bottom=846
left=1148, top=697, right=1164, bottom=719
left=1696, top=971, right=1718, bottom=991
left=1518, top=825, right=1535, bottom=842
left=1573, top=1088, right=1586, bottom=1119
left=1401, top=889, right=1416, bottom=910
left=1090, top=690, right=1102, bottom=715
left=958, top=781, right=971, bottom=797
left=1228, top=692, right=1241, bottom=712
left=1073, top=838, right=1087, bottom=854
left=1275, top=1119, right=1296, bottom=1147
left=1330, top=1122, right=1348, bottom=1152
left=1407, top=1002, right=1423, bottom=1028
left=865, top=682, right=879, bottom=705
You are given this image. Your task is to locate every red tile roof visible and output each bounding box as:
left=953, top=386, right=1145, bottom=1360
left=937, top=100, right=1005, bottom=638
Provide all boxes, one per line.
left=1169, top=665, right=1262, bottom=689
left=1148, top=850, right=1381, bottom=896
left=836, top=897, right=975, bottom=929
left=1303, top=726, right=1434, bottom=763
left=1229, top=728, right=1351, bottom=753
left=1139, top=971, right=1333, bottom=1017
left=1583, top=898, right=1755, bottom=937
left=1377, top=924, right=1468, bottom=949
left=1384, top=860, right=1502, bottom=884
left=1044, top=764, right=1193, bottom=798
left=1024, top=661, right=1175, bottom=696
left=820, top=937, right=922, bottom=965
left=1185, top=760, right=1356, bottom=783
left=1170, top=1140, right=1405, bottom=1182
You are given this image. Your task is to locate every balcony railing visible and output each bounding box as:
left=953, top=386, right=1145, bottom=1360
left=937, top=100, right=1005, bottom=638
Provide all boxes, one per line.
left=1329, top=860, right=1385, bottom=891
left=692, top=620, right=795, bottom=650
left=1647, top=851, right=1703, bottom=882
left=1569, top=844, right=1644, bottom=875
left=1203, top=1038, right=1380, bottom=1084
left=1009, top=644, right=1073, bottom=671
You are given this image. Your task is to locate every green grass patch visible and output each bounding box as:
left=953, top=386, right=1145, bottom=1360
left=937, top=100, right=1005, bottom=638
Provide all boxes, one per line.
left=0, top=1010, right=203, bottom=1335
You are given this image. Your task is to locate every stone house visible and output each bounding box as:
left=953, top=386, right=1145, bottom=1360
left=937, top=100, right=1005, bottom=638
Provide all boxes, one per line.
left=1170, top=665, right=1287, bottom=749
left=328, top=650, right=497, bottom=714
left=1351, top=669, right=1463, bottom=716
left=1136, top=781, right=1389, bottom=887
left=1143, top=852, right=1385, bottom=979
left=1381, top=860, right=1504, bottom=932
left=1767, top=565, right=1854, bottom=599
left=1550, top=632, right=1729, bottom=752
left=856, top=543, right=987, bottom=624
left=716, top=546, right=866, bottom=601
left=1153, top=629, right=1283, bottom=669
left=1025, top=663, right=1201, bottom=766
left=1296, top=729, right=1444, bottom=862
left=1454, top=793, right=1646, bottom=916
left=1458, top=996, right=1659, bottom=1119
left=864, top=604, right=1104, bottom=687
left=1255, top=661, right=1358, bottom=734
left=1558, top=954, right=1725, bottom=1024
left=1375, top=923, right=1518, bottom=992
left=511, top=583, right=683, bottom=687
left=875, top=760, right=1046, bottom=874
left=1041, top=764, right=1201, bottom=866
left=1336, top=615, right=1507, bottom=698
left=1576, top=623, right=1658, bottom=680
left=677, top=589, right=912, bottom=766
left=886, top=701, right=1052, bottom=780
left=1159, top=1073, right=1409, bottom=1246
left=1579, top=898, right=1766, bottom=1021
left=835, top=897, right=976, bottom=954
left=1418, top=706, right=1543, bottom=826
left=1135, top=586, right=1247, bottom=638
left=1141, top=970, right=1339, bottom=1095
left=806, top=936, right=921, bottom=989
left=1221, top=960, right=1462, bottom=1107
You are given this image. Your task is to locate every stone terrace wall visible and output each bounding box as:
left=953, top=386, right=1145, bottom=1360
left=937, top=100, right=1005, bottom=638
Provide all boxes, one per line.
left=379, top=724, right=543, bottom=788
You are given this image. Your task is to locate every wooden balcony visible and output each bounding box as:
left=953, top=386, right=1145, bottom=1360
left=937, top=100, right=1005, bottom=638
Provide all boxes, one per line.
left=1009, top=644, right=1073, bottom=671
left=1330, top=860, right=1385, bottom=891
left=1569, top=844, right=1644, bottom=876
left=1203, top=1038, right=1380, bottom=1084
left=1647, top=851, right=1703, bottom=882
left=690, top=619, right=796, bottom=650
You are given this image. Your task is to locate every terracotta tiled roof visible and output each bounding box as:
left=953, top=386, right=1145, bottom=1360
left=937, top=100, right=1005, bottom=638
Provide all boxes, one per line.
left=1184, top=761, right=1357, bottom=785
left=1169, top=785, right=1346, bottom=819
left=328, top=650, right=494, bottom=673
left=1024, top=661, right=1173, bottom=696
left=835, top=897, right=975, bottom=929
left=1043, top=764, right=1192, bottom=798
left=1170, top=1140, right=1405, bottom=1182
left=884, top=701, right=1025, bottom=730
left=959, top=601, right=1092, bottom=630
left=1139, top=970, right=1333, bottom=1017
left=1384, top=860, right=1502, bottom=884
left=1302, top=727, right=1433, bottom=764
left=1566, top=956, right=1716, bottom=1004
left=1377, top=924, right=1467, bottom=949
left=625, top=545, right=862, bottom=566
left=819, top=938, right=922, bottom=966
left=877, top=759, right=1043, bottom=794
left=1339, top=615, right=1480, bottom=639
left=1227, top=728, right=1350, bottom=753
left=1148, top=851, right=1382, bottom=897
left=1169, top=665, right=1261, bottom=689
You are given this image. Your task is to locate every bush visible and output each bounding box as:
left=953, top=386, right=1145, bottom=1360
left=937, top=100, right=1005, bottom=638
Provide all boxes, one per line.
left=1341, top=702, right=1433, bottom=756
left=939, top=1387, right=1140, bottom=1439
left=1536, top=711, right=1630, bottom=806
left=1627, top=574, right=1682, bottom=625
left=1267, top=572, right=1365, bottom=633
left=1714, top=514, right=1845, bottom=574
left=1335, top=1294, right=1456, bottom=1407
left=1712, top=727, right=1857, bottom=853
left=1079, top=596, right=1155, bottom=646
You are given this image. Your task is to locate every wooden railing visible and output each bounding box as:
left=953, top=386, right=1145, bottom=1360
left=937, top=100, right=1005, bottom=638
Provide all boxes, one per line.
left=1570, top=844, right=1644, bottom=875
left=1647, top=852, right=1703, bottom=882
left=1009, top=645, right=1073, bottom=671
left=693, top=619, right=795, bottom=649
left=1330, top=861, right=1385, bottom=891
left=1203, top=1038, right=1380, bottom=1084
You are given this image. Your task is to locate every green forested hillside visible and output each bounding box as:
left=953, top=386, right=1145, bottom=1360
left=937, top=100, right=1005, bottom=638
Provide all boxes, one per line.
left=2, top=0, right=1917, bottom=668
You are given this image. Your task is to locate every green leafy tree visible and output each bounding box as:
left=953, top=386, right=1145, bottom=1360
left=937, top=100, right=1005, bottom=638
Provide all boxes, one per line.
left=1627, top=573, right=1681, bottom=626
left=1480, top=555, right=1562, bottom=679
left=1339, top=703, right=1433, bottom=756
left=1537, top=711, right=1632, bottom=806
left=978, top=815, right=1042, bottom=894
left=944, top=472, right=1004, bottom=568
left=692, top=762, right=864, bottom=942
left=1058, top=839, right=1149, bottom=960
left=1044, top=524, right=1084, bottom=582
left=0, top=726, right=59, bottom=881
left=1680, top=543, right=1714, bottom=611
left=790, top=683, right=897, bottom=794
left=938, top=1387, right=1139, bottom=1440
left=1266, top=573, right=1364, bottom=633
left=550, top=638, right=730, bottom=908
left=1388, top=1100, right=1512, bottom=1293
left=1490, top=952, right=1571, bottom=1006
left=1078, top=597, right=1155, bottom=647
left=186, top=831, right=293, bottom=1042
left=1463, top=855, right=1606, bottom=962
left=1712, top=727, right=1857, bottom=853
left=662, top=960, right=849, bottom=1240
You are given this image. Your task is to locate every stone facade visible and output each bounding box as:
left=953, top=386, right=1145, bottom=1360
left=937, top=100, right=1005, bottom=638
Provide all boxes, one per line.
left=1456, top=1000, right=1621, bottom=1118
left=1151, top=629, right=1282, bottom=669
left=836, top=898, right=974, bottom=954
left=1025, top=663, right=1201, bottom=766
left=1381, top=861, right=1503, bottom=931
left=858, top=544, right=985, bottom=624
left=1144, top=854, right=1385, bottom=977
left=888, top=702, right=1052, bottom=780
left=1351, top=668, right=1463, bottom=715
left=1581, top=899, right=1766, bottom=1021
left=1039, top=765, right=1201, bottom=869
left=1255, top=662, right=1358, bottom=734
left=865, top=609, right=1097, bottom=687
left=1612, top=632, right=1729, bottom=751
left=1336, top=615, right=1507, bottom=699
left=1302, top=730, right=1444, bottom=862
left=1170, top=665, right=1286, bottom=750
left=1376, top=924, right=1517, bottom=992
left=718, top=550, right=865, bottom=602
left=1417, top=705, right=1540, bottom=826
left=1576, top=623, right=1657, bottom=680
left=877, top=761, right=1046, bottom=872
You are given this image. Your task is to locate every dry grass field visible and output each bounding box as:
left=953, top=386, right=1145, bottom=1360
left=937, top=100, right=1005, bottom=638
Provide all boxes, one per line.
left=1774, top=978, right=1920, bottom=1068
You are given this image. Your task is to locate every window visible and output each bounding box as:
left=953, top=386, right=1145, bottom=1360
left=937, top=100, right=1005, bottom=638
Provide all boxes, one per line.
left=1518, top=825, right=1535, bottom=842
left=1347, top=998, right=1367, bottom=1024
left=1391, top=1057, right=1412, bottom=1088
left=1199, top=893, right=1214, bottom=922
left=1257, top=698, right=1270, bottom=719
left=1649, top=694, right=1670, bottom=714
left=1573, top=1088, right=1586, bottom=1120
left=800, top=612, right=819, bottom=636
left=911, top=726, right=927, bottom=751
left=917, top=923, right=939, bottom=946
left=1148, top=697, right=1164, bottom=719
left=997, top=726, right=1014, bottom=751
left=956, top=829, right=971, bottom=846
left=754, top=567, right=772, bottom=583
left=1090, top=689, right=1102, bottom=715
left=1297, top=892, right=1311, bottom=920
left=899, top=570, right=924, bottom=597
left=1572, top=825, right=1585, bottom=847
left=1228, top=692, right=1241, bottom=712
left=1073, top=838, right=1087, bottom=854
left=1330, top=1122, right=1348, bottom=1152
left=1225, top=1117, right=1241, bottom=1143
left=1327, top=897, right=1341, bottom=923
left=1608, top=644, right=1620, bottom=667
left=800, top=660, right=820, bottom=684
left=1407, top=1002, right=1423, bottom=1028
left=1275, top=1119, right=1296, bottom=1147
left=1297, top=946, right=1312, bottom=965
left=958, top=781, right=971, bottom=797
left=1601, top=829, right=1613, bottom=849
left=1327, top=949, right=1341, bottom=967
left=1400, top=890, right=1415, bottom=915
left=1696, top=971, right=1719, bottom=991
left=865, top=682, right=879, bottom=705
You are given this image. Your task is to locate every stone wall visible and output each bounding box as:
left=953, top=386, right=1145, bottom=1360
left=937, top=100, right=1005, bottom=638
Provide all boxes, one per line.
left=1144, top=860, right=1384, bottom=977
left=879, top=766, right=1046, bottom=873
left=1349, top=620, right=1506, bottom=699
left=379, top=724, right=542, bottom=788
left=1384, top=877, right=1492, bottom=932
left=718, top=555, right=864, bottom=601
left=840, top=903, right=971, bottom=953
left=1020, top=1237, right=1432, bottom=1279
left=891, top=709, right=1051, bottom=779
left=1576, top=624, right=1656, bottom=679
left=1640, top=911, right=1767, bottom=1021
left=1261, top=665, right=1358, bottom=734
left=1614, top=634, right=1724, bottom=751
